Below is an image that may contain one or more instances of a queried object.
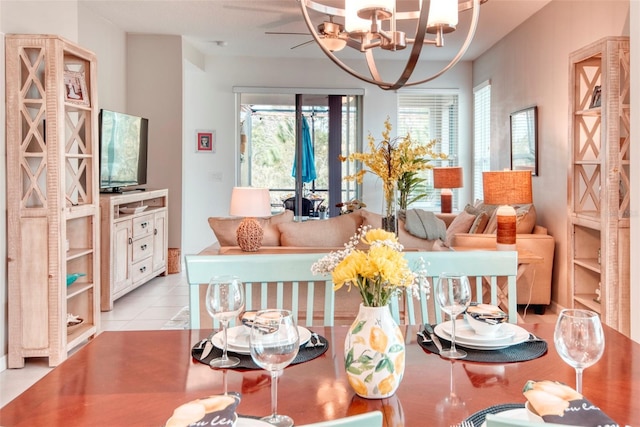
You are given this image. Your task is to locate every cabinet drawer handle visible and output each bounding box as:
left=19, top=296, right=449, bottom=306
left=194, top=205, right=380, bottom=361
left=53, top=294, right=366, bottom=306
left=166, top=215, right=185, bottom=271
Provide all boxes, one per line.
left=140, top=244, right=148, bottom=251
left=139, top=266, right=147, bottom=273
left=140, top=222, right=148, bottom=229
left=128, top=237, right=133, bottom=245
left=154, top=228, right=158, bottom=235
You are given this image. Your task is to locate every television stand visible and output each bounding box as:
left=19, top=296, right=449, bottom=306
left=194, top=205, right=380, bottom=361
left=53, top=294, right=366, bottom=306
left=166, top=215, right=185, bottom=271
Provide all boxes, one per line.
left=99, top=189, right=169, bottom=311
left=100, top=187, right=147, bottom=194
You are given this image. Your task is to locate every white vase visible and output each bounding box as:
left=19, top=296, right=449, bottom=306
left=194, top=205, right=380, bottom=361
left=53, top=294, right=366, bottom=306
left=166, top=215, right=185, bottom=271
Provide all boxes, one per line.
left=344, top=304, right=405, bottom=399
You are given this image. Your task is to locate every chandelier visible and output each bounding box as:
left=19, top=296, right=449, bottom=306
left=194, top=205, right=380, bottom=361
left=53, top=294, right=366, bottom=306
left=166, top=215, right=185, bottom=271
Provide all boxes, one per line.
left=299, top=0, right=487, bottom=90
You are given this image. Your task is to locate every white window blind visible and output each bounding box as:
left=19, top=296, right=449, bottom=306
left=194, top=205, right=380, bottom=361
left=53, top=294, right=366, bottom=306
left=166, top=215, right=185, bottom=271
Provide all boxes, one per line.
left=397, top=90, right=459, bottom=210
left=473, top=81, right=491, bottom=202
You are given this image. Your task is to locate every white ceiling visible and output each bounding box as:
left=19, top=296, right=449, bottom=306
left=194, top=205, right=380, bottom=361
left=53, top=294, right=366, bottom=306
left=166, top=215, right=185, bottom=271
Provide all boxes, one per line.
left=81, top=0, right=552, bottom=61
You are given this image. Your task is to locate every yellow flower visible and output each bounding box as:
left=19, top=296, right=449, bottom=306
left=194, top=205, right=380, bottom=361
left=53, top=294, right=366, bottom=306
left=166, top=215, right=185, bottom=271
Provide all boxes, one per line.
left=311, top=225, right=424, bottom=308
left=341, top=117, right=445, bottom=203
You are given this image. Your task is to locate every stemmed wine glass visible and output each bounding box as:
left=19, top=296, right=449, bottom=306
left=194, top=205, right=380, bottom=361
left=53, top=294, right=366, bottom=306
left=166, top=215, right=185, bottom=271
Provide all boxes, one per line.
left=249, top=309, right=300, bottom=427
left=554, top=309, right=605, bottom=394
left=205, top=275, right=245, bottom=368
left=435, top=273, right=471, bottom=359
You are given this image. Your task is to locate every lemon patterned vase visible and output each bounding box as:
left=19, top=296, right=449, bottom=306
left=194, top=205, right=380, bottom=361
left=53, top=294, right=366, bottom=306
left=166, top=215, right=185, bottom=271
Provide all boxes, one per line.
left=344, top=304, right=405, bottom=399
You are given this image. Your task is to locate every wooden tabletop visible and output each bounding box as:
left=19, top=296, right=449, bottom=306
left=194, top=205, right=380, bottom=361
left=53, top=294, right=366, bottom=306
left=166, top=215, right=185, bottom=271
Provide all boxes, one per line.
left=1, top=323, right=638, bottom=426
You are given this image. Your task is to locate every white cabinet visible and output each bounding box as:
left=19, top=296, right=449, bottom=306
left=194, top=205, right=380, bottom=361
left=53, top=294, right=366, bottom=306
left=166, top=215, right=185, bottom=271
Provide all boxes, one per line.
left=100, top=189, right=169, bottom=311
left=567, top=37, right=630, bottom=335
left=6, top=35, right=100, bottom=367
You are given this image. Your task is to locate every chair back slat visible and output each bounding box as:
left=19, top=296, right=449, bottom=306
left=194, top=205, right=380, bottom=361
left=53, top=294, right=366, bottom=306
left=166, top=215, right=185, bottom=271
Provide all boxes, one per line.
left=185, top=253, right=335, bottom=329
left=397, top=251, right=519, bottom=325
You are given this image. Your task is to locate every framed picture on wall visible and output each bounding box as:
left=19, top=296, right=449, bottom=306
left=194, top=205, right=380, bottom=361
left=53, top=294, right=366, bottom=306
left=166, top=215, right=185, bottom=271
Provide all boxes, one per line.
left=510, top=106, right=538, bottom=176
left=63, top=70, right=90, bottom=106
left=196, top=130, right=215, bottom=153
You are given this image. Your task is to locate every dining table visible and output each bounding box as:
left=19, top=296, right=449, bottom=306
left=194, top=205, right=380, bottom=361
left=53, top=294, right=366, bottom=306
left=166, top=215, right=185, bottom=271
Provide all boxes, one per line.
left=0, top=322, right=638, bottom=426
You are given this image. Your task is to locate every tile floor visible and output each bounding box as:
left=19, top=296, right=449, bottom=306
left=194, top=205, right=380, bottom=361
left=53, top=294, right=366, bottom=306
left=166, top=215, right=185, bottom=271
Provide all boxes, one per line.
left=0, top=271, right=558, bottom=408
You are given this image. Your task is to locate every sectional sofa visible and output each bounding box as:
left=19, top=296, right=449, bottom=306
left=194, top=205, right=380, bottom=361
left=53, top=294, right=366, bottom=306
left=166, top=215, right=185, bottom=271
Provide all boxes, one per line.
left=203, top=204, right=555, bottom=309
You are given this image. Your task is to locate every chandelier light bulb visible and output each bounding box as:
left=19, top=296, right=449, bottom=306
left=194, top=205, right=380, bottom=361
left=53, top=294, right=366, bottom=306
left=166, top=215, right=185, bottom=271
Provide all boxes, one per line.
left=427, top=0, right=459, bottom=31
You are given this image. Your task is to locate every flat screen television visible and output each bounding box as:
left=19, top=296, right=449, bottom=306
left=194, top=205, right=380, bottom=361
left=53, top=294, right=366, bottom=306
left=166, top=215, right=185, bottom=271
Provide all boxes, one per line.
left=99, top=109, right=149, bottom=193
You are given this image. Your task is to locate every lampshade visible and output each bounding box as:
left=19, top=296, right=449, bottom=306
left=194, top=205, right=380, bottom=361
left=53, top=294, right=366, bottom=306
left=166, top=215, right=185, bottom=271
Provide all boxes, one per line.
left=482, top=170, right=532, bottom=250
left=427, top=0, right=459, bottom=32
left=230, top=187, right=271, bottom=218
left=482, top=171, right=533, bottom=205
left=433, top=167, right=464, bottom=189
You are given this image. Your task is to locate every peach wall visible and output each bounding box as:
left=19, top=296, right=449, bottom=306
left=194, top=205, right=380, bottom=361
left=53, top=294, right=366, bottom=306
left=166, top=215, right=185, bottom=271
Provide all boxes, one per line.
left=472, top=1, right=631, bottom=310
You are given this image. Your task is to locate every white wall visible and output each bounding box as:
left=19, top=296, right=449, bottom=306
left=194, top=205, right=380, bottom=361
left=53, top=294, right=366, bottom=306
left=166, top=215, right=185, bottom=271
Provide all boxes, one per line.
left=127, top=34, right=183, bottom=249
left=180, top=56, right=473, bottom=255
left=472, top=1, right=631, bottom=311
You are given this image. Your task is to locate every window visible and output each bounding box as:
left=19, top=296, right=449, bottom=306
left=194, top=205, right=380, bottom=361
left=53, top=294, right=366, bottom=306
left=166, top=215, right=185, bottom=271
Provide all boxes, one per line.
left=473, top=81, right=491, bottom=201
left=397, top=90, right=459, bottom=210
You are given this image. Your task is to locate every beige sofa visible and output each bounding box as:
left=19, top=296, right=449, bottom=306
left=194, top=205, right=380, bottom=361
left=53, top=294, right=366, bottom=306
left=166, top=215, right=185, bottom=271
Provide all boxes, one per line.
left=204, top=204, right=555, bottom=309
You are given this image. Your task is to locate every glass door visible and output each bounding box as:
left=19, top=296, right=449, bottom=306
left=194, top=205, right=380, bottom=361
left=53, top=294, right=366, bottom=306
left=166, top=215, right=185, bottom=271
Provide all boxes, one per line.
left=237, top=90, right=361, bottom=220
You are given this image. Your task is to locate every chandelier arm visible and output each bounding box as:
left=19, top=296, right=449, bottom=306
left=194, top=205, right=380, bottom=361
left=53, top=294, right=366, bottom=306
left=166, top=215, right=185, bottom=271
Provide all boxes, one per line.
left=299, top=0, right=400, bottom=88
left=402, top=0, right=481, bottom=88
left=385, top=0, right=432, bottom=90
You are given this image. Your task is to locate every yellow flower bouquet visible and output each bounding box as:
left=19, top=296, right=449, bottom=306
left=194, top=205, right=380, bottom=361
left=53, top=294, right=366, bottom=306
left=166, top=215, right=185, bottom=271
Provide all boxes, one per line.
left=340, top=117, right=446, bottom=214
left=311, top=226, right=425, bottom=307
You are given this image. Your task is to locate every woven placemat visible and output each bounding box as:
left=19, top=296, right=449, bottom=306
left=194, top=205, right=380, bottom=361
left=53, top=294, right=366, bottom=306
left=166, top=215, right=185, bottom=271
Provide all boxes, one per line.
left=464, top=403, right=524, bottom=426
left=417, top=331, right=547, bottom=363
left=192, top=334, right=329, bottom=370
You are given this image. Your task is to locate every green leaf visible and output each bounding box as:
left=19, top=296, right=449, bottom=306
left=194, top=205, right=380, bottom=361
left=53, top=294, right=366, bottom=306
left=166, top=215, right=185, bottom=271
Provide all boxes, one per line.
left=375, top=358, right=393, bottom=373
left=388, top=344, right=404, bottom=353
left=351, top=321, right=366, bottom=335
left=347, top=366, right=364, bottom=375
left=364, top=373, right=374, bottom=383
left=357, top=354, right=374, bottom=363
left=345, top=348, right=354, bottom=367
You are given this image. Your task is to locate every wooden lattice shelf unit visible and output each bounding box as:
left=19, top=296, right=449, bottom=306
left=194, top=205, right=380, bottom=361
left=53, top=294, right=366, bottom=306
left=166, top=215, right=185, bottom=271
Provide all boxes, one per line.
left=567, top=36, right=630, bottom=336
left=6, top=35, right=101, bottom=367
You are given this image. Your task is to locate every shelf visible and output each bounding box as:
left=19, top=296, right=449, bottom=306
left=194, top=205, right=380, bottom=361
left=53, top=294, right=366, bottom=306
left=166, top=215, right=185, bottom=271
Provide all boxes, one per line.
left=574, top=295, right=602, bottom=313
left=66, top=282, right=94, bottom=299
left=66, top=248, right=94, bottom=261
left=573, top=258, right=601, bottom=273
left=575, top=108, right=601, bottom=116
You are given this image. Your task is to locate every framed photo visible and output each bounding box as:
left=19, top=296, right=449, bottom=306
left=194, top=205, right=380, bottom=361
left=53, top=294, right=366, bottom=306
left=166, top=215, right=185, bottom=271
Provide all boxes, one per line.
left=510, top=106, right=538, bottom=176
left=63, top=70, right=90, bottom=106
left=589, top=85, right=602, bottom=108
left=196, top=130, right=215, bottom=153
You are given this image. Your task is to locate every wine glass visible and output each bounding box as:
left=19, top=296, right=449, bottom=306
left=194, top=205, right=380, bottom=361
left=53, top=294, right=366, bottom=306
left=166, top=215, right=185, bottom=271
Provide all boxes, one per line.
left=435, top=273, right=471, bottom=359
left=554, top=309, right=605, bottom=394
left=205, top=275, right=245, bottom=368
left=249, top=309, right=300, bottom=427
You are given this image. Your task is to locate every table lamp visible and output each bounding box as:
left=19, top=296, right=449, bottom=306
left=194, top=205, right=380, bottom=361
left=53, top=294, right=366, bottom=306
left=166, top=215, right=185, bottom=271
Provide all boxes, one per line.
left=229, top=187, right=272, bottom=252
left=482, top=170, right=533, bottom=251
left=433, top=166, right=463, bottom=213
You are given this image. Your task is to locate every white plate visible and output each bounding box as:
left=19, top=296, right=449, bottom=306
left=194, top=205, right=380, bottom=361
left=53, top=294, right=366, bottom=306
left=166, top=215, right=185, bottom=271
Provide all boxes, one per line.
left=212, top=326, right=312, bottom=355
left=441, top=319, right=515, bottom=343
left=480, top=408, right=531, bottom=427
left=435, top=320, right=530, bottom=350
left=236, top=417, right=274, bottom=427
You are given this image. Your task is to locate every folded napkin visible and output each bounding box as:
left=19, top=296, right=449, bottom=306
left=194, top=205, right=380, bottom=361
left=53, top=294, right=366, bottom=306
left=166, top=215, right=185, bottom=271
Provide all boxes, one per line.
left=523, top=380, right=618, bottom=426
left=165, top=392, right=240, bottom=427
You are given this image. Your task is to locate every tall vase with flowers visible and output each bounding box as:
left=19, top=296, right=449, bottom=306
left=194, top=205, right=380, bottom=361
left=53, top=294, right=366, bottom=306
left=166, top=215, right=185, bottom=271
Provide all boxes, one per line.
left=311, top=226, right=428, bottom=398
left=340, top=117, right=445, bottom=233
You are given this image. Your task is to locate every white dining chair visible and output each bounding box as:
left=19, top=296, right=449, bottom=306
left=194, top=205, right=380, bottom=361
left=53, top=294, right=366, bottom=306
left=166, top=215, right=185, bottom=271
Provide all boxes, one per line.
left=185, top=253, right=336, bottom=329
left=391, top=250, right=519, bottom=325
left=297, top=411, right=383, bottom=427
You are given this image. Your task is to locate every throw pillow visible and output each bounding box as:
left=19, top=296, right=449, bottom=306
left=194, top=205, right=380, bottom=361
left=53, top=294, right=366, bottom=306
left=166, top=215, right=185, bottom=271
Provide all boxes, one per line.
left=208, top=210, right=294, bottom=247
left=361, top=209, right=438, bottom=250
left=463, top=204, right=490, bottom=234
left=277, top=211, right=364, bottom=247
left=445, top=210, right=478, bottom=247
left=480, top=203, right=537, bottom=234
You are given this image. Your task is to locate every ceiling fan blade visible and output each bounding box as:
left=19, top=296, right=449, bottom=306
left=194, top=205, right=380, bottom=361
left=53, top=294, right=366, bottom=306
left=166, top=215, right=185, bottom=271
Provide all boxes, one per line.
left=291, top=40, right=315, bottom=50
